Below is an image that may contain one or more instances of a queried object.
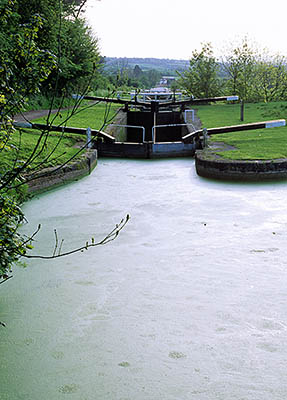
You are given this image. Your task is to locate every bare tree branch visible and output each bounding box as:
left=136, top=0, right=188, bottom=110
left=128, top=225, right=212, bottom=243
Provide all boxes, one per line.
left=23, top=214, right=130, bottom=260
left=0, top=276, right=13, bottom=285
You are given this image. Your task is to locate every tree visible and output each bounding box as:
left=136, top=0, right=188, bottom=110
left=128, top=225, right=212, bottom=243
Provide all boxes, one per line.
left=46, top=16, right=100, bottom=95
left=177, top=42, right=221, bottom=98
left=0, top=0, right=125, bottom=288
left=221, top=37, right=287, bottom=103
left=62, top=0, right=92, bottom=19
left=9, top=0, right=101, bottom=97
left=0, top=0, right=57, bottom=116
left=221, top=37, right=257, bottom=102
left=253, top=52, right=287, bottom=102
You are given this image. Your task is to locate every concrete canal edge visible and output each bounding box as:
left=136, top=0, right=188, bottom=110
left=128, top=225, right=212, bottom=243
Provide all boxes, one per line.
left=195, top=143, right=287, bottom=181
left=26, top=149, right=98, bottom=194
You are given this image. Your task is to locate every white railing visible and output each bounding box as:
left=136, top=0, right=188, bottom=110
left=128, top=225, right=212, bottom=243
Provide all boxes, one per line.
left=184, top=109, right=195, bottom=123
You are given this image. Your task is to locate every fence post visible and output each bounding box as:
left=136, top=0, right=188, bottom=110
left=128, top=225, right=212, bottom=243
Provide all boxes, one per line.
left=240, top=100, right=244, bottom=121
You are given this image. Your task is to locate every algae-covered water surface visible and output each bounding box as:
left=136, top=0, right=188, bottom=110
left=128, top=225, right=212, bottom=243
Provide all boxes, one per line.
left=1, top=159, right=287, bottom=399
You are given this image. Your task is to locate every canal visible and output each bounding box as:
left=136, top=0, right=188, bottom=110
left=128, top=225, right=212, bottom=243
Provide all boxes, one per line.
left=1, top=158, right=287, bottom=399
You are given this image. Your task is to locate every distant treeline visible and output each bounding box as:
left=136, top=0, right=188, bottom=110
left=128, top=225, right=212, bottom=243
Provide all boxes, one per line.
left=104, top=57, right=189, bottom=73
left=99, top=57, right=189, bottom=91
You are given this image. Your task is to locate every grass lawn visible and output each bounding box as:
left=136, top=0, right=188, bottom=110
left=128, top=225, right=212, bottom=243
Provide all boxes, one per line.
left=2, top=129, right=86, bottom=171
left=195, top=101, right=287, bottom=160
left=32, top=102, right=120, bottom=130
left=3, top=102, right=120, bottom=172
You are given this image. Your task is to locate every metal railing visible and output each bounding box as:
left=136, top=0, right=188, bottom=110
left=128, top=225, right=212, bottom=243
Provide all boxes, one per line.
left=184, top=109, right=195, bottom=123
left=107, top=122, right=199, bottom=143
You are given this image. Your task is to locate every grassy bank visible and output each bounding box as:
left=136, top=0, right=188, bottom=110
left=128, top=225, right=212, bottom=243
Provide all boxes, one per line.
left=5, top=103, right=120, bottom=172
left=32, top=102, right=120, bottom=130
left=3, top=129, right=86, bottom=171
left=196, top=102, right=287, bottom=160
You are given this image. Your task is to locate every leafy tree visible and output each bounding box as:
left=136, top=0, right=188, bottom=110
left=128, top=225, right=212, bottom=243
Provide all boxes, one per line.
left=0, top=0, right=57, bottom=116
left=133, top=65, right=143, bottom=78
left=253, top=53, right=287, bottom=102
left=143, top=69, right=162, bottom=88
left=0, top=0, right=124, bottom=289
left=15, top=0, right=59, bottom=50
left=221, top=37, right=287, bottom=103
left=8, top=0, right=101, bottom=97
left=177, top=42, right=221, bottom=98
left=0, top=191, right=28, bottom=281
left=0, top=0, right=56, bottom=283
left=221, top=37, right=257, bottom=101
left=62, top=0, right=90, bottom=18
left=45, top=16, right=100, bottom=94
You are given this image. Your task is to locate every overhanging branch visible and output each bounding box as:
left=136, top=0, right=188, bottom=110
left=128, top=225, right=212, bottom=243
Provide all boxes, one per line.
left=23, top=214, right=130, bottom=260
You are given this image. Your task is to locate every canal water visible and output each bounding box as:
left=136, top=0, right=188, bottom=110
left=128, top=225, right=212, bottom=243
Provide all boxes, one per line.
left=1, top=158, right=287, bottom=400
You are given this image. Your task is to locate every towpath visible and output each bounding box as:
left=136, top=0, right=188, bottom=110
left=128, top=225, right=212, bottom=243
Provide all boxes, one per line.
left=14, top=108, right=65, bottom=123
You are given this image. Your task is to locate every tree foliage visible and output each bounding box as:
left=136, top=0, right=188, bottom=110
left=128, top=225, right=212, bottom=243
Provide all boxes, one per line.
left=179, top=37, right=287, bottom=103
left=46, top=16, right=100, bottom=94
left=253, top=53, right=287, bottom=102
left=0, top=0, right=57, bottom=115
left=102, top=58, right=165, bottom=91
left=0, top=190, right=29, bottom=279
left=0, top=0, right=104, bottom=283
left=177, top=42, right=221, bottom=98
left=221, top=37, right=257, bottom=101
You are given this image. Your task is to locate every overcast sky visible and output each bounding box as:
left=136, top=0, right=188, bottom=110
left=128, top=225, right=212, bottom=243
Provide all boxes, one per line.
left=86, top=0, right=286, bottom=59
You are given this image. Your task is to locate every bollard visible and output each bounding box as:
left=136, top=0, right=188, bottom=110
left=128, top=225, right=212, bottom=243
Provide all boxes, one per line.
left=86, top=127, right=92, bottom=148
left=202, top=128, right=208, bottom=148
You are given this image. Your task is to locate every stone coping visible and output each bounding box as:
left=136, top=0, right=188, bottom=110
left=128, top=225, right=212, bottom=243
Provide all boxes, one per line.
left=195, top=142, right=287, bottom=181
left=26, top=149, right=98, bottom=195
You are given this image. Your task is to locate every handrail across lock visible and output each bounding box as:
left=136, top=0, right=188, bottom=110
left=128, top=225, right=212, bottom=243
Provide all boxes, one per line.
left=108, top=123, right=196, bottom=143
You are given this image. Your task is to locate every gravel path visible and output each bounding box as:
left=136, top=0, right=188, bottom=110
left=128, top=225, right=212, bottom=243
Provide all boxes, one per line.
left=14, top=109, right=63, bottom=123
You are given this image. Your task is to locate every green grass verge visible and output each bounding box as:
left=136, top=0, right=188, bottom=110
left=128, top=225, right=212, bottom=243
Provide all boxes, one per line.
left=3, top=103, right=120, bottom=173
left=196, top=102, right=287, bottom=160
left=32, top=102, right=120, bottom=130
left=2, top=129, right=86, bottom=171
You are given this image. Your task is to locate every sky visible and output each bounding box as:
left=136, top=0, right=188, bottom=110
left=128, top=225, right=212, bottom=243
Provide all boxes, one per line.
left=86, top=0, right=287, bottom=60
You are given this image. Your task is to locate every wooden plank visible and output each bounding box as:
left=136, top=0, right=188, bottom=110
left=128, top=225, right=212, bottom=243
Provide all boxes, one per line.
left=74, top=94, right=239, bottom=110
left=75, top=95, right=147, bottom=107
left=159, top=95, right=239, bottom=108
left=182, top=120, right=286, bottom=143
left=14, top=121, right=116, bottom=143
left=33, top=123, right=116, bottom=143
left=207, top=120, right=285, bottom=135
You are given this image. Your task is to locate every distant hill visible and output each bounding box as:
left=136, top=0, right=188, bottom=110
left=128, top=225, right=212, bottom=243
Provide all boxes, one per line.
left=103, top=57, right=189, bottom=74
